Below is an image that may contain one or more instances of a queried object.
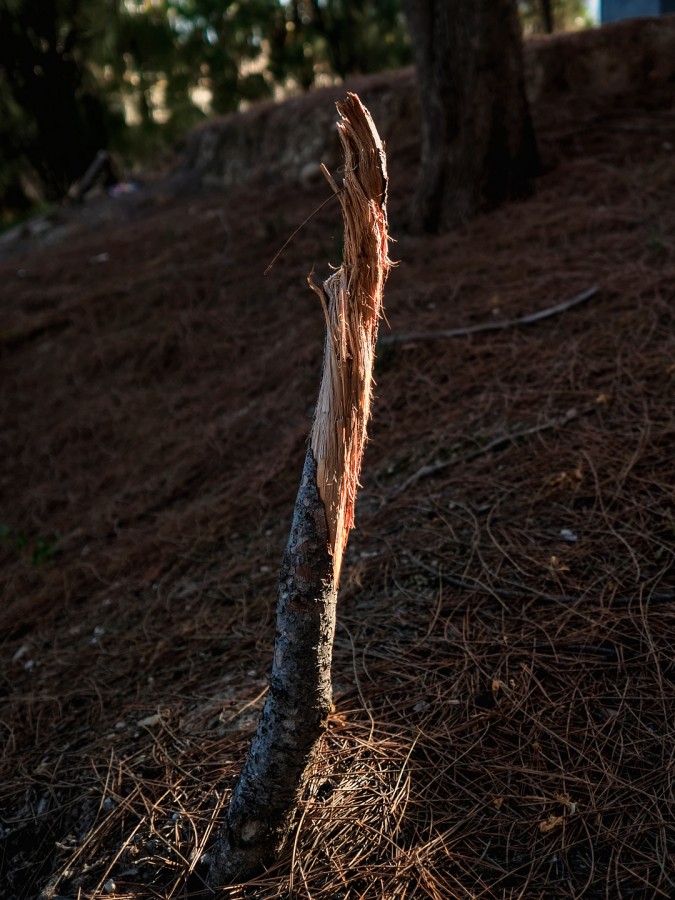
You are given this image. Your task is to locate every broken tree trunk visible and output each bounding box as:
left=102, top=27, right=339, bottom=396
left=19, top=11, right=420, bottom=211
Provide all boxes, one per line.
left=207, top=92, right=390, bottom=889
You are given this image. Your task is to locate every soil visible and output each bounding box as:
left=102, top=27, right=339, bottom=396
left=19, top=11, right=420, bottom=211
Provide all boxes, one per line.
left=1, top=58, right=675, bottom=900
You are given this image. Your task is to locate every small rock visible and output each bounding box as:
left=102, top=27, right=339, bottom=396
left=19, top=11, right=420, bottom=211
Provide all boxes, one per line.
left=137, top=713, right=161, bottom=728
left=103, top=878, right=116, bottom=893
left=29, top=218, right=52, bottom=237
left=13, top=644, right=30, bottom=663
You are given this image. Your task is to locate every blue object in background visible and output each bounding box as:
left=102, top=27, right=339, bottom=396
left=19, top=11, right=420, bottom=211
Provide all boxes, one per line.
left=601, top=0, right=675, bottom=22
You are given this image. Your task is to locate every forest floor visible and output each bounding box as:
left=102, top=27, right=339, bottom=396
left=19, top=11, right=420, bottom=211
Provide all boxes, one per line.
left=1, top=69, right=674, bottom=900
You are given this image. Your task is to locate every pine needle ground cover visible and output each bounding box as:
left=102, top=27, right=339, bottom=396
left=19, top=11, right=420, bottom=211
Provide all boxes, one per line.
left=1, top=76, right=674, bottom=898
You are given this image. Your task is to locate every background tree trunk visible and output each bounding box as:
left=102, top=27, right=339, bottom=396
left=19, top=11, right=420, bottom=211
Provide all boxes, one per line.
left=541, top=0, right=555, bottom=33
left=0, top=7, right=108, bottom=199
left=403, top=0, right=541, bottom=232
left=207, top=93, right=390, bottom=889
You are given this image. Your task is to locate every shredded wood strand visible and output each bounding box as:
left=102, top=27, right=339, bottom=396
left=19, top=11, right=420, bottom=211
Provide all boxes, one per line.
left=310, top=93, right=391, bottom=583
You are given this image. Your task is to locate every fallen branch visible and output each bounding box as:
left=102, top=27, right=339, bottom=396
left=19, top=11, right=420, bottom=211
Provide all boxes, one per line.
left=381, top=285, right=598, bottom=345
left=394, top=407, right=586, bottom=496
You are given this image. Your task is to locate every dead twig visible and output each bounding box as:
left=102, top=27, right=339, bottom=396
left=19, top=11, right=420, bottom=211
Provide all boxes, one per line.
left=394, top=407, right=588, bottom=496
left=381, top=285, right=598, bottom=345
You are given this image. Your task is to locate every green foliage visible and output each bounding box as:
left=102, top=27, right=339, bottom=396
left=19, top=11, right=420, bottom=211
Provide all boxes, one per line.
left=0, top=0, right=411, bottom=214
left=1, top=1, right=592, bottom=212
left=271, top=1, right=411, bottom=84
left=166, top=0, right=277, bottom=114
left=0, top=525, right=57, bottom=566
left=519, top=0, right=593, bottom=32
left=0, top=0, right=114, bottom=200
left=0, top=0, right=596, bottom=217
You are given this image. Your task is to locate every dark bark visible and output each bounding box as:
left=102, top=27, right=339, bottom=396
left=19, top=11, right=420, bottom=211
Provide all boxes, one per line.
left=403, top=0, right=541, bottom=232
left=0, top=7, right=108, bottom=199
left=207, top=93, right=389, bottom=890
left=207, top=449, right=336, bottom=886
left=541, top=0, right=555, bottom=33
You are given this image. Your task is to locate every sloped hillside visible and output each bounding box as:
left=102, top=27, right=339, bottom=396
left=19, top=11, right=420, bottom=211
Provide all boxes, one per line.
left=1, top=22, right=675, bottom=900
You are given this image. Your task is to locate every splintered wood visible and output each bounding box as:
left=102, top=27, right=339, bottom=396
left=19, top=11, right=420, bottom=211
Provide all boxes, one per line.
left=309, top=93, right=390, bottom=583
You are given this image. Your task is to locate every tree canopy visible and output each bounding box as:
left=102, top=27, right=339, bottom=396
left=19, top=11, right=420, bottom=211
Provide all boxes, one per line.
left=0, top=0, right=589, bottom=218
left=0, top=0, right=411, bottom=214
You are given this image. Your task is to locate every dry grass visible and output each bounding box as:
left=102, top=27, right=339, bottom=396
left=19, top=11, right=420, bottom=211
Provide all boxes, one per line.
left=1, top=78, right=674, bottom=899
